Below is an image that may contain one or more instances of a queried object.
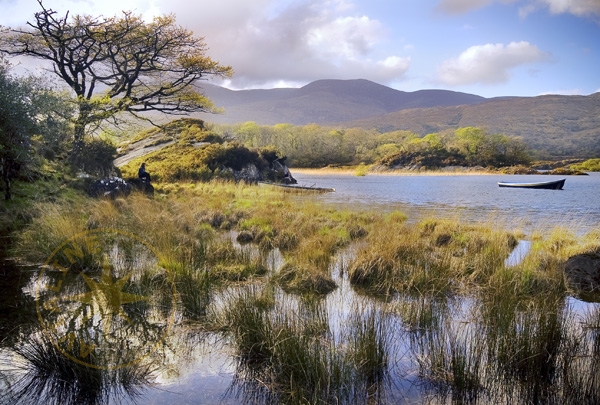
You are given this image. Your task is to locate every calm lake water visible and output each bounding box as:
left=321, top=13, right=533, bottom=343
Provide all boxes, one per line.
left=291, top=171, right=600, bottom=235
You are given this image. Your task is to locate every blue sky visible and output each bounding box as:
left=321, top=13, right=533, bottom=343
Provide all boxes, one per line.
left=1, top=0, right=599, bottom=97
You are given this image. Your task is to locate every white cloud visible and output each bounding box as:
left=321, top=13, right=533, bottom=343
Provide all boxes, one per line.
left=307, top=16, right=386, bottom=59
left=539, top=88, right=586, bottom=95
left=1, top=0, right=411, bottom=88
left=541, top=0, right=600, bottom=16
left=153, top=0, right=411, bottom=89
left=435, top=41, right=551, bottom=86
left=437, top=0, right=600, bottom=19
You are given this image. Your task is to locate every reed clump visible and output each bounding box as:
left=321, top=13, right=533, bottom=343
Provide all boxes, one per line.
left=220, top=288, right=392, bottom=404
left=349, top=217, right=517, bottom=296
left=410, top=320, right=486, bottom=403
left=9, top=328, right=156, bottom=405
left=274, top=262, right=337, bottom=295
left=485, top=226, right=600, bottom=298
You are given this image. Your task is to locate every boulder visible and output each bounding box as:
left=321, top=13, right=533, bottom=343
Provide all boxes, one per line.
left=271, top=159, right=297, bottom=184
left=229, top=160, right=297, bottom=185
left=88, top=177, right=132, bottom=199
left=564, top=252, right=600, bottom=301
left=127, top=178, right=155, bottom=196
left=231, top=164, right=262, bottom=184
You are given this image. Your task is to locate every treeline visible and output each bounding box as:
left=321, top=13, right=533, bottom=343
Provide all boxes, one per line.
left=216, top=122, right=532, bottom=169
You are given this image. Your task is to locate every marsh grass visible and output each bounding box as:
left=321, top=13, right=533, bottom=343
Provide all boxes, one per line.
left=412, top=324, right=486, bottom=403
left=396, top=295, right=448, bottom=331
left=220, top=286, right=393, bottom=404
left=349, top=217, right=517, bottom=296
left=274, top=261, right=337, bottom=295
left=346, top=304, right=392, bottom=401
left=175, top=266, right=212, bottom=320
left=479, top=295, right=586, bottom=403
left=485, top=225, right=599, bottom=298
left=10, top=178, right=600, bottom=404
left=8, top=329, right=155, bottom=405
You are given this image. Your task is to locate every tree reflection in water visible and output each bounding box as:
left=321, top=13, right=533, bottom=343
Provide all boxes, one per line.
left=5, top=326, right=156, bottom=404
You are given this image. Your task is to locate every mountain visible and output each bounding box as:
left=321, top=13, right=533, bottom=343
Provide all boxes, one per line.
left=345, top=93, right=600, bottom=157
left=196, top=79, right=486, bottom=125
left=195, top=79, right=600, bottom=157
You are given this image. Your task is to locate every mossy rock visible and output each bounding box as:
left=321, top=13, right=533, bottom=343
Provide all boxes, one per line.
left=564, top=252, right=600, bottom=302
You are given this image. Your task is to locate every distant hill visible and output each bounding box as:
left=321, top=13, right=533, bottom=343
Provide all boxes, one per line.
left=345, top=93, right=600, bottom=158
left=197, top=79, right=485, bottom=125
left=195, top=79, right=600, bottom=158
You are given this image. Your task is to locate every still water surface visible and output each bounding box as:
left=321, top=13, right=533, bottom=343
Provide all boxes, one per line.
left=291, top=172, right=600, bottom=234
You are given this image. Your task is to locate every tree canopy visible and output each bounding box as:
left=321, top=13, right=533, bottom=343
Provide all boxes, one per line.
left=0, top=59, right=70, bottom=199
left=219, top=122, right=531, bottom=169
left=0, top=0, right=232, bottom=160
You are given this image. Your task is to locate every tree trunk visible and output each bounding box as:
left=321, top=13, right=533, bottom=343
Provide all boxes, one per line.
left=70, top=102, right=91, bottom=167
left=1, top=158, right=12, bottom=200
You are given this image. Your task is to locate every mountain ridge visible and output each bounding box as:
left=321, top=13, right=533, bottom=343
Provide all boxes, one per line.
left=197, top=79, right=487, bottom=125
left=195, top=79, right=600, bottom=157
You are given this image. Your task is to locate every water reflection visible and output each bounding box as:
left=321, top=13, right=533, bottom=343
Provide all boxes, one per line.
left=3, top=326, right=156, bottom=405
left=3, top=226, right=600, bottom=404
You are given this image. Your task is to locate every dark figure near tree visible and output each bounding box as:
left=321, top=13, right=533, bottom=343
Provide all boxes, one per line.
left=138, top=163, right=151, bottom=182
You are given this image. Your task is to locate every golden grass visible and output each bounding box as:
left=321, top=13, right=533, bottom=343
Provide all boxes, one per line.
left=348, top=216, right=519, bottom=296
left=13, top=179, right=599, bottom=299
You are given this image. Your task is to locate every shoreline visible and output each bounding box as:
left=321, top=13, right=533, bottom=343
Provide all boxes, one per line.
left=290, top=167, right=497, bottom=176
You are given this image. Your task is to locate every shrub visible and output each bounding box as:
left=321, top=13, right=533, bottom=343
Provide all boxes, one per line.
left=571, top=158, right=600, bottom=172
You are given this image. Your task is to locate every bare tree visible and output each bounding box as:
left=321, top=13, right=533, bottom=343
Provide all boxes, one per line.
left=0, top=0, right=232, bottom=159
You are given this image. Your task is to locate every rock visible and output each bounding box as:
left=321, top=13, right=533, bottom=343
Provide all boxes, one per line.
left=232, top=164, right=262, bottom=184
left=564, top=252, right=600, bottom=301
left=229, top=160, right=297, bottom=185
left=271, top=159, right=297, bottom=184
left=127, top=178, right=155, bottom=196
left=88, top=177, right=132, bottom=199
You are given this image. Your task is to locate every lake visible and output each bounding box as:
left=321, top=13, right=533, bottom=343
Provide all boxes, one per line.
left=291, top=171, right=600, bottom=234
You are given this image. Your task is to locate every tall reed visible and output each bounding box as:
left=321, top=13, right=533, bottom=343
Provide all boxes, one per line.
left=220, top=286, right=393, bottom=404
left=9, top=329, right=155, bottom=405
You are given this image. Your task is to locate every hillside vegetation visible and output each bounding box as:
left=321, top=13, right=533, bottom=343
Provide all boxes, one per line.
left=117, top=119, right=291, bottom=183
left=197, top=79, right=485, bottom=125
left=195, top=79, right=600, bottom=160
left=347, top=93, right=600, bottom=159
left=115, top=118, right=596, bottom=174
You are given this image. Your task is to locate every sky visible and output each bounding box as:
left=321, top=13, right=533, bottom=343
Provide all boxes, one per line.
left=1, top=0, right=599, bottom=98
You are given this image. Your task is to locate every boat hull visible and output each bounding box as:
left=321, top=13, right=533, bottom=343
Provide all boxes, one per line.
left=498, top=178, right=566, bottom=190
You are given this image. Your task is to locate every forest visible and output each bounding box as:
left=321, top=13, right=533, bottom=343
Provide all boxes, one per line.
left=215, top=121, right=532, bottom=169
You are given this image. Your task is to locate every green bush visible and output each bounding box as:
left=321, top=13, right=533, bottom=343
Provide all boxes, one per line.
left=71, top=138, right=117, bottom=177
left=571, top=158, right=600, bottom=172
